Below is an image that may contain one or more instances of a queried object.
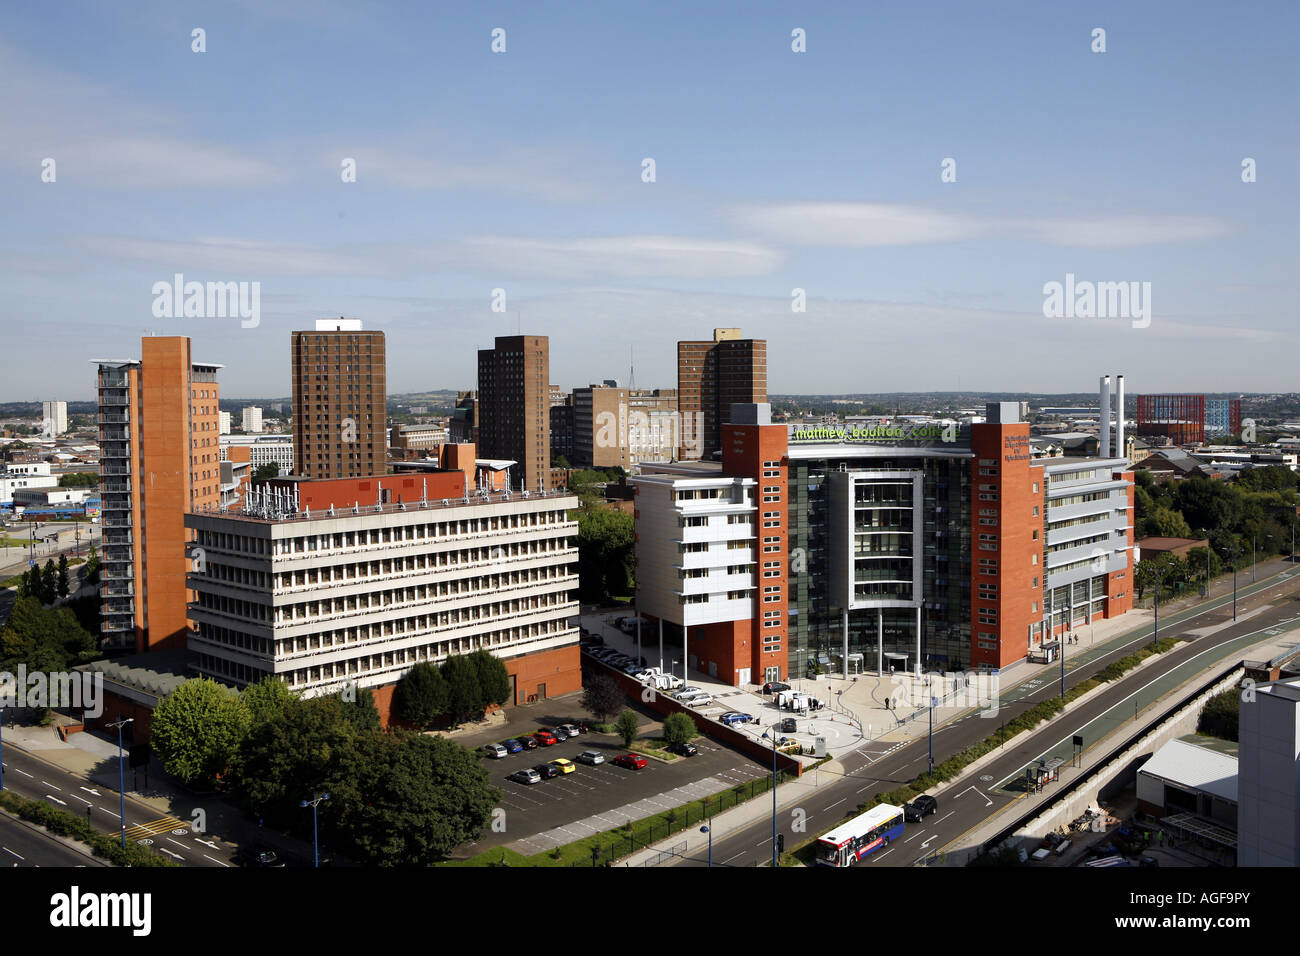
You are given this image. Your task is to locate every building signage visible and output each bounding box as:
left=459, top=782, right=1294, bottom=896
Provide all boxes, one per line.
left=789, top=423, right=962, bottom=445
left=1003, top=434, right=1031, bottom=463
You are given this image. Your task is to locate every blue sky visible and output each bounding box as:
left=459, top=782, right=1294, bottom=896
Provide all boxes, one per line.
left=2, top=0, right=1297, bottom=400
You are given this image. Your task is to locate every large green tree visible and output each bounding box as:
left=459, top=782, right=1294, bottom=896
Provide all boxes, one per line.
left=440, top=654, right=484, bottom=727
left=0, top=597, right=97, bottom=672
left=662, top=712, right=696, bottom=745
left=56, top=555, right=70, bottom=599
left=233, top=695, right=361, bottom=824
left=470, top=649, right=512, bottom=708
left=614, top=709, right=640, bottom=748
left=575, top=506, right=634, bottom=601
left=241, top=675, right=296, bottom=725
left=150, top=678, right=251, bottom=786
left=336, top=732, right=500, bottom=865
left=394, top=661, right=448, bottom=727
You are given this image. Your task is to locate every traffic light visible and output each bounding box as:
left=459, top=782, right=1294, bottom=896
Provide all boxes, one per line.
left=777, top=834, right=785, bottom=854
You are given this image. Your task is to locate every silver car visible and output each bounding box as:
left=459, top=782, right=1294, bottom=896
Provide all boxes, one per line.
left=577, top=750, right=605, bottom=765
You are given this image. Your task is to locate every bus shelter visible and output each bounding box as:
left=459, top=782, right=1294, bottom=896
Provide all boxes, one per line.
left=1026, top=756, right=1065, bottom=792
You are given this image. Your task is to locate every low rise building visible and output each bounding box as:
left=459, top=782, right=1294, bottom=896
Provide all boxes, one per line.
left=184, top=470, right=580, bottom=724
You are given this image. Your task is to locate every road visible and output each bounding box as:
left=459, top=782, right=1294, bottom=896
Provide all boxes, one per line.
left=0, top=812, right=108, bottom=867
left=0, top=742, right=235, bottom=868
left=674, top=564, right=1300, bottom=867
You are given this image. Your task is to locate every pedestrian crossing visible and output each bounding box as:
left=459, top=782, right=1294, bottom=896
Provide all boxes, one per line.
left=123, top=815, right=190, bottom=841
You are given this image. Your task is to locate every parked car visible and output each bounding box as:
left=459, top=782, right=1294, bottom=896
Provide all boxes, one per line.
left=549, top=758, right=576, bottom=775
left=549, top=727, right=570, bottom=742
left=762, top=681, right=791, bottom=695
left=655, top=674, right=684, bottom=690
left=503, top=738, right=524, bottom=754
left=687, top=694, right=714, bottom=707
left=720, top=712, right=752, bottom=725
left=508, top=768, right=542, bottom=785
left=577, top=750, right=605, bottom=765
left=533, top=731, right=557, bottom=747
left=483, top=743, right=508, bottom=759
left=674, top=687, right=704, bottom=701
left=612, top=753, right=648, bottom=770
left=777, top=740, right=803, bottom=755
left=904, top=795, right=939, bottom=822
left=519, top=735, right=539, bottom=750
left=534, top=763, right=561, bottom=779
left=559, top=723, right=582, bottom=738
left=668, top=742, right=698, bottom=757
left=780, top=717, right=798, bottom=733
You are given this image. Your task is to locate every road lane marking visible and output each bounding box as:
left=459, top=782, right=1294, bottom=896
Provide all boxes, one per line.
left=722, top=852, right=746, bottom=865
left=3, top=847, right=23, bottom=860
left=41, top=781, right=62, bottom=791
left=46, top=795, right=67, bottom=806
left=825, top=799, right=845, bottom=811
left=203, top=854, right=230, bottom=867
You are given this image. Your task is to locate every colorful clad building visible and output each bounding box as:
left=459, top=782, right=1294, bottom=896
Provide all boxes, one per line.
left=633, top=402, right=1135, bottom=685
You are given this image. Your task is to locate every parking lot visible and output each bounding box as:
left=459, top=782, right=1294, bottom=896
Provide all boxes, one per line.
left=461, top=716, right=774, bottom=857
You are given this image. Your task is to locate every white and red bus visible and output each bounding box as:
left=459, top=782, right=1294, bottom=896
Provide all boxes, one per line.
left=816, top=804, right=905, bottom=867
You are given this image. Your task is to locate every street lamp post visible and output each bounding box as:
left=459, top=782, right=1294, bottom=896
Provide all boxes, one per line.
left=1233, top=549, right=1239, bottom=621
left=300, top=793, right=331, bottom=868
left=0, top=707, right=5, bottom=791
left=700, top=822, right=712, bottom=868
left=106, top=717, right=134, bottom=847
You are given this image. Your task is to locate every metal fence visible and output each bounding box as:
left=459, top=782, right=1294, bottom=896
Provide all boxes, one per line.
left=569, top=770, right=793, bottom=866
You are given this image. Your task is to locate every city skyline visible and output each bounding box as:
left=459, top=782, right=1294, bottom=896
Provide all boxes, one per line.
left=2, top=2, right=1297, bottom=399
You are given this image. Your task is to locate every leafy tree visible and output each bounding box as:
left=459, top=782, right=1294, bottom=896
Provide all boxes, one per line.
left=15, top=568, right=33, bottom=600
left=1197, top=688, right=1239, bottom=741
left=150, top=679, right=251, bottom=786
left=336, top=731, right=500, bottom=865
left=470, top=649, right=512, bottom=708
left=614, top=709, right=640, bottom=748
left=551, top=454, right=570, bottom=469
left=58, top=472, right=99, bottom=488
left=241, top=676, right=296, bottom=726
left=84, top=544, right=100, bottom=586
left=56, top=555, right=70, bottom=599
left=440, top=654, right=484, bottom=727
left=233, top=695, right=360, bottom=824
left=575, top=506, right=634, bottom=601
left=40, top=559, right=57, bottom=605
left=394, top=662, right=449, bottom=727
left=1176, top=478, right=1243, bottom=535
left=662, top=712, right=696, bottom=745
left=581, top=674, right=625, bottom=723
left=341, top=687, right=382, bottom=732
left=252, top=463, right=281, bottom=480
left=0, top=597, right=97, bottom=672
left=1145, top=506, right=1192, bottom=539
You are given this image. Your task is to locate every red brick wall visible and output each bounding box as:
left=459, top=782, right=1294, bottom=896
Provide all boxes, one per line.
left=722, top=420, right=789, bottom=684
left=271, top=471, right=464, bottom=511
left=970, top=422, right=1044, bottom=669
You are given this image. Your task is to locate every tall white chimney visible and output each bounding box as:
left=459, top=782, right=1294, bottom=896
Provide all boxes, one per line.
left=1099, top=375, right=1111, bottom=458
left=1116, top=375, right=1126, bottom=460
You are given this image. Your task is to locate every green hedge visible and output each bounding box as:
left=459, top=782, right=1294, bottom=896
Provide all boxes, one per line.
left=0, top=791, right=178, bottom=867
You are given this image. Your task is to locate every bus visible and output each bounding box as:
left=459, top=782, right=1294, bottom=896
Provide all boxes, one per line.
left=816, top=804, right=905, bottom=867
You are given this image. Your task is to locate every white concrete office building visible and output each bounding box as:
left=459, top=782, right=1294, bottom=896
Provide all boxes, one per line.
left=42, top=401, right=68, bottom=436
left=184, top=489, right=580, bottom=701
left=221, top=434, right=294, bottom=476
left=241, top=406, right=263, bottom=433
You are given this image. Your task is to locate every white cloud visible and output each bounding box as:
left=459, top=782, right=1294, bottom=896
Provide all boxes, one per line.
left=732, top=202, right=1236, bottom=248
left=71, top=233, right=785, bottom=281
left=417, top=235, right=784, bottom=280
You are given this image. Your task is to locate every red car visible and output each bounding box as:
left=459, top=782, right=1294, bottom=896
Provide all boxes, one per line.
left=533, top=731, right=558, bottom=747
left=612, top=753, right=648, bottom=770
